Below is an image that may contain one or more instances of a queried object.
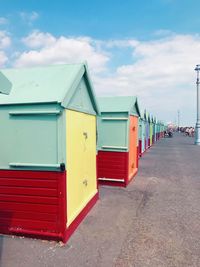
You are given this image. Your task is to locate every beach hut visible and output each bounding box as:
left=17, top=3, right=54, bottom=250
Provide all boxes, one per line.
left=138, top=117, right=142, bottom=157
left=141, top=115, right=146, bottom=154
left=153, top=117, right=157, bottom=143
left=157, top=120, right=161, bottom=140
left=0, top=63, right=99, bottom=243
left=149, top=115, right=154, bottom=147
left=97, top=96, right=140, bottom=187
left=144, top=110, right=149, bottom=150
left=138, top=113, right=146, bottom=156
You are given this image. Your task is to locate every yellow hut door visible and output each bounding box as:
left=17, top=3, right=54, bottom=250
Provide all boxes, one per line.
left=66, top=110, right=97, bottom=227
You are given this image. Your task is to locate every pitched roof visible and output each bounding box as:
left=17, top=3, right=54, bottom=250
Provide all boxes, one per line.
left=97, top=96, right=141, bottom=116
left=0, top=63, right=99, bottom=113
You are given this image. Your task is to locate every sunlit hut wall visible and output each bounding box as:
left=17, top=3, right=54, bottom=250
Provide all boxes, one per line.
left=153, top=116, right=156, bottom=144
left=144, top=110, right=149, bottom=151
left=97, top=96, right=141, bottom=187
left=155, top=118, right=159, bottom=141
left=0, top=63, right=99, bottom=243
left=141, top=112, right=146, bottom=154
left=154, top=117, right=157, bottom=143
left=149, top=114, right=154, bottom=147
left=157, top=120, right=161, bottom=140
left=138, top=116, right=143, bottom=157
left=138, top=111, right=146, bottom=157
left=147, top=112, right=151, bottom=148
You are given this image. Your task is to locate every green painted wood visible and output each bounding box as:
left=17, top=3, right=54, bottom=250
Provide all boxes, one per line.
left=97, top=96, right=141, bottom=152
left=97, top=96, right=140, bottom=116
left=67, top=76, right=96, bottom=115
left=97, top=112, right=129, bottom=152
left=138, top=117, right=143, bottom=139
left=0, top=103, right=64, bottom=170
left=0, top=63, right=99, bottom=115
left=0, top=63, right=99, bottom=171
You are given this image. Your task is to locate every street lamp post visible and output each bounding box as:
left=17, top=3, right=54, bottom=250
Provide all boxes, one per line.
left=177, top=110, right=180, bottom=132
left=195, top=64, right=200, bottom=145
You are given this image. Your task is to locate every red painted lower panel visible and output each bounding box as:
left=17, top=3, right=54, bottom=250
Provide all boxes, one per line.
left=0, top=170, right=98, bottom=243
left=0, top=170, right=66, bottom=241
left=97, top=151, right=137, bottom=187
left=97, top=151, right=128, bottom=180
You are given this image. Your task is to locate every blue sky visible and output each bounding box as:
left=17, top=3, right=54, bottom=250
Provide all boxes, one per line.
left=0, top=0, right=200, bottom=125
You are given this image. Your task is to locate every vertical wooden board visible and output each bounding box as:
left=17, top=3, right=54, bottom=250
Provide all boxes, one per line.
left=97, top=113, right=128, bottom=152
left=133, top=116, right=139, bottom=169
left=0, top=104, right=60, bottom=170
left=66, top=110, right=97, bottom=227
left=128, top=116, right=138, bottom=180
left=66, top=110, right=84, bottom=226
left=142, top=121, right=146, bottom=152
left=82, top=113, right=97, bottom=203
left=150, top=123, right=153, bottom=145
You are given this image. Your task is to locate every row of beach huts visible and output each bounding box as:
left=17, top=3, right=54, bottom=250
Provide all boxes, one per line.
left=0, top=63, right=166, bottom=243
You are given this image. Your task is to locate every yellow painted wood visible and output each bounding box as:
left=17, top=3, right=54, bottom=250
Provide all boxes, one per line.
left=66, top=110, right=97, bottom=226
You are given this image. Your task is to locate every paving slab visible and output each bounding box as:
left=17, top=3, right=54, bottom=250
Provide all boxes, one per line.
left=0, top=134, right=199, bottom=267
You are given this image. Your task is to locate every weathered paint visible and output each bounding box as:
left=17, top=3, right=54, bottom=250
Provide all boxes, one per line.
left=0, top=64, right=99, bottom=114
left=97, top=112, right=129, bottom=152
left=0, top=65, right=99, bottom=171
left=0, top=169, right=98, bottom=243
left=138, top=117, right=145, bottom=156
left=0, top=63, right=99, bottom=242
left=66, top=110, right=97, bottom=226
left=141, top=119, right=146, bottom=153
left=0, top=103, right=64, bottom=171
left=0, top=170, right=67, bottom=241
left=97, top=151, right=128, bottom=183
left=97, top=96, right=140, bottom=187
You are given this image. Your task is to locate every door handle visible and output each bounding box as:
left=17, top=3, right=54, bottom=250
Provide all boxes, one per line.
left=83, top=179, right=88, bottom=186
left=83, top=132, right=88, bottom=139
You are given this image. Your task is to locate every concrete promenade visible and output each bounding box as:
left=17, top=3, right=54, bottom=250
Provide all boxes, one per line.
left=0, top=134, right=199, bottom=267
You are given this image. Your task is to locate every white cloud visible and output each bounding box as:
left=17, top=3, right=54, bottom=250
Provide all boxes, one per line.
left=0, top=31, right=10, bottom=67
left=93, top=34, right=200, bottom=124
left=22, top=30, right=56, bottom=48
left=15, top=31, right=109, bottom=73
left=100, top=39, right=139, bottom=48
left=13, top=32, right=200, bottom=124
left=19, top=11, right=39, bottom=25
left=0, top=17, right=8, bottom=25
left=0, top=31, right=11, bottom=49
left=0, top=51, right=8, bottom=66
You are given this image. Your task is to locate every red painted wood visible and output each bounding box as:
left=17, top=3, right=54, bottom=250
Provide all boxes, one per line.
left=97, top=151, right=128, bottom=180
left=0, top=195, right=57, bottom=205
left=97, top=151, right=138, bottom=187
left=0, top=186, right=57, bottom=197
left=0, top=178, right=57, bottom=188
left=0, top=202, right=57, bottom=213
left=0, top=170, right=66, bottom=241
left=0, top=169, right=97, bottom=243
